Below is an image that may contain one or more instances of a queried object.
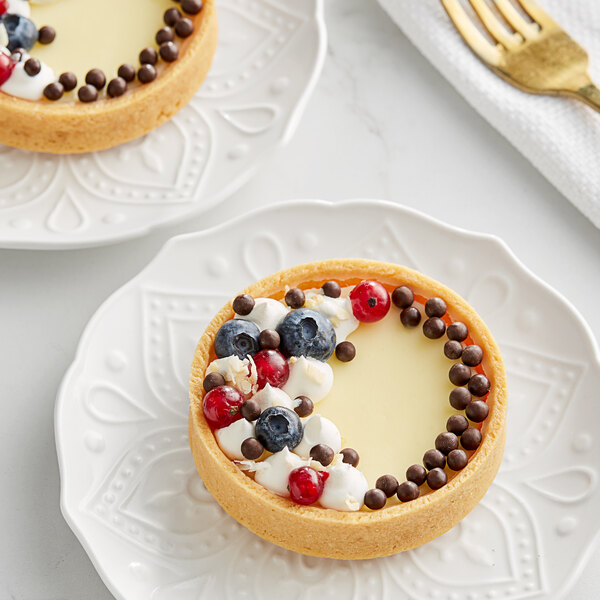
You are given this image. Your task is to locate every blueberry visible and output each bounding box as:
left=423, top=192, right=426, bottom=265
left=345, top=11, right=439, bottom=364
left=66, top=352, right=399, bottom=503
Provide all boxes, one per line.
left=276, top=308, right=336, bottom=361
left=254, top=406, right=303, bottom=453
left=1, top=15, right=38, bottom=52
left=214, top=319, right=260, bottom=359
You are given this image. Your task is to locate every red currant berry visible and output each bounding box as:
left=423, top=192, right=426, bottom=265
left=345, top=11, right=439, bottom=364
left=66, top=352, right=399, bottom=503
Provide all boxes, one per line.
left=0, top=52, right=16, bottom=87
left=202, top=385, right=244, bottom=429
left=349, top=280, right=391, bottom=322
left=0, top=0, right=8, bottom=16
left=253, top=349, right=289, bottom=389
left=288, top=467, right=328, bottom=505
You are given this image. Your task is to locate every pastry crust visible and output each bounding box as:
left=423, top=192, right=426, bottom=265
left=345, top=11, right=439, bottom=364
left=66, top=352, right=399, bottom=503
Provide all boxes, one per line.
left=189, top=259, right=507, bottom=560
left=0, top=0, right=217, bottom=154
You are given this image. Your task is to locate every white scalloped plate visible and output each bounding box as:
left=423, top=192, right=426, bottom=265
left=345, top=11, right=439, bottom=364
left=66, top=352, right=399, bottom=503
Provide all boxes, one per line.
left=0, top=0, right=325, bottom=250
left=56, top=200, right=600, bottom=600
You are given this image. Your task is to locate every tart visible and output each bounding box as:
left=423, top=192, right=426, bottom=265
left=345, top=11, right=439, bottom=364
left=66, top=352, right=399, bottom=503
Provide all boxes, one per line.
left=0, top=0, right=217, bottom=153
left=189, top=259, right=507, bottom=559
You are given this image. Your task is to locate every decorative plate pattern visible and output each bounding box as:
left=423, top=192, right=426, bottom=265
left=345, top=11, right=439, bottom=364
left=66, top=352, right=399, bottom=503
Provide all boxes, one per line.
left=0, top=0, right=326, bottom=249
left=55, top=200, right=600, bottom=600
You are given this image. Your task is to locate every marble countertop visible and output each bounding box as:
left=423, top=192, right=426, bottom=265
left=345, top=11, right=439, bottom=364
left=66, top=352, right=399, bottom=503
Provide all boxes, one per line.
left=1, top=1, right=599, bottom=598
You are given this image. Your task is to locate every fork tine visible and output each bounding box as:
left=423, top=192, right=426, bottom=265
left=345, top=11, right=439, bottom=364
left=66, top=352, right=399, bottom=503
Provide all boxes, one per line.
left=516, top=0, right=558, bottom=30
left=442, top=0, right=503, bottom=66
left=492, top=0, right=540, bottom=38
left=468, top=0, right=522, bottom=49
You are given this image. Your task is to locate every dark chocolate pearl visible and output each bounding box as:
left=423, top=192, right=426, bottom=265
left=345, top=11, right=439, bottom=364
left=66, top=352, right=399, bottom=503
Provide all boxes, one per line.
left=335, top=341, right=355, bottom=362
left=259, top=329, right=280, bottom=350
left=156, top=26, right=175, bottom=45
left=59, top=72, right=77, bottom=91
left=241, top=437, right=264, bottom=460
left=397, top=481, right=420, bottom=502
left=466, top=400, right=489, bottom=423
left=462, top=344, right=483, bottom=367
left=425, top=297, right=447, bottom=318
left=232, top=293, right=254, bottom=315
left=11, top=48, right=26, bottom=62
left=181, top=0, right=203, bottom=14
left=175, top=17, right=194, bottom=38
left=446, top=414, right=469, bottom=435
left=310, top=444, right=334, bottom=466
left=107, top=77, right=127, bottom=98
left=164, top=8, right=182, bottom=26
left=435, top=432, right=459, bottom=455
left=140, top=47, right=158, bottom=66
left=447, top=321, right=468, bottom=342
left=24, top=58, right=40, bottom=76
left=423, top=317, right=446, bottom=339
left=78, top=84, right=98, bottom=103
left=447, top=449, right=468, bottom=471
left=376, top=474, right=399, bottom=498
left=449, top=387, right=471, bottom=410
left=285, top=287, right=305, bottom=308
left=322, top=281, right=341, bottom=298
left=118, top=64, right=136, bottom=83
left=461, top=427, right=482, bottom=451
left=43, top=82, right=63, bottom=101
left=38, top=25, right=56, bottom=44
left=427, top=468, right=448, bottom=490
left=392, top=285, right=414, bottom=309
left=340, top=447, right=359, bottom=467
left=449, top=363, right=471, bottom=386
left=444, top=340, right=463, bottom=360
left=406, top=464, right=427, bottom=486
left=86, top=68, right=106, bottom=90
left=203, top=371, right=225, bottom=392
left=469, top=374, right=490, bottom=397
left=400, top=306, right=421, bottom=328
left=423, top=449, right=446, bottom=470
left=160, top=41, right=179, bottom=62
left=364, top=488, right=387, bottom=510
left=241, top=399, right=261, bottom=421
left=138, top=64, right=157, bottom=84
left=294, top=396, right=313, bottom=418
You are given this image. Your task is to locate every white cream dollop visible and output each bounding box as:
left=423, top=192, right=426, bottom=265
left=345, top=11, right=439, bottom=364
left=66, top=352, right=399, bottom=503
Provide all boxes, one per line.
left=282, top=356, right=333, bottom=403
left=7, top=0, right=30, bottom=17
left=319, top=458, right=369, bottom=511
left=1, top=54, right=56, bottom=101
left=235, top=298, right=288, bottom=332
left=0, top=24, right=8, bottom=49
left=304, top=290, right=359, bottom=343
left=293, top=414, right=342, bottom=459
left=251, top=384, right=294, bottom=412
left=205, top=355, right=257, bottom=396
left=215, top=418, right=255, bottom=460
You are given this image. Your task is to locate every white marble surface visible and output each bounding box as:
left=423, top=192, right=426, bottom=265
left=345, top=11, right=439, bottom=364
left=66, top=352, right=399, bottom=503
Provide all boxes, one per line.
left=1, top=1, right=599, bottom=598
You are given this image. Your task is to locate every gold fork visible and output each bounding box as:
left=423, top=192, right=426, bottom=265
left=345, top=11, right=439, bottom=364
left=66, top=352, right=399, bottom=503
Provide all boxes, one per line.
left=442, top=0, right=600, bottom=112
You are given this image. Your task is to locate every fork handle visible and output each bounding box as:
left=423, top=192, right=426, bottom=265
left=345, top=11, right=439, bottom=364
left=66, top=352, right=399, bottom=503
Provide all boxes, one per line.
left=573, top=84, right=600, bottom=114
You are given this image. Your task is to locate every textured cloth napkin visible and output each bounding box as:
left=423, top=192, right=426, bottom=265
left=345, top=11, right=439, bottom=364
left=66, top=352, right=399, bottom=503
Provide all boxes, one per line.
left=378, top=0, right=600, bottom=229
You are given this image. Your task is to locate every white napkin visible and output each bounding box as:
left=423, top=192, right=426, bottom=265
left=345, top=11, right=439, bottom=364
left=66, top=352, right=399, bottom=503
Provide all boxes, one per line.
left=377, top=0, right=600, bottom=229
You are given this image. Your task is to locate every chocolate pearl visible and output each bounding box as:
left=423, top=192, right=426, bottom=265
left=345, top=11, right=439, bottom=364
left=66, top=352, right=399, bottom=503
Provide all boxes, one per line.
left=400, top=306, right=421, bottom=328
left=447, top=449, right=468, bottom=471
left=423, top=317, right=446, bottom=339
left=427, top=468, right=448, bottom=490
left=376, top=474, right=399, bottom=498
left=107, top=77, right=127, bottom=98
left=284, top=287, right=305, bottom=308
left=322, top=281, right=341, bottom=298
left=203, top=371, right=225, bottom=392
left=340, top=447, right=359, bottom=467
left=232, top=293, right=254, bottom=315
left=138, top=64, right=157, bottom=84
left=294, top=396, right=313, bottom=418
left=241, top=399, right=261, bottom=421
left=78, top=84, right=98, bottom=103
left=466, top=400, right=489, bottom=423
left=10, top=50, right=24, bottom=63
left=335, top=341, right=355, bottom=362
left=43, top=82, right=63, bottom=101
left=86, top=68, right=106, bottom=90
left=241, top=437, right=263, bottom=460
left=24, top=58, right=40, bottom=76
left=446, top=414, right=469, bottom=435
left=461, top=427, right=482, bottom=451
left=392, top=285, right=414, bottom=309
left=435, top=432, right=459, bottom=455
left=406, top=464, right=427, bottom=486
left=364, top=488, right=387, bottom=510
left=449, top=363, right=471, bottom=386
left=397, top=481, right=420, bottom=502
left=310, top=444, right=334, bottom=466
left=259, top=329, right=280, bottom=349
left=156, top=26, right=175, bottom=45
left=140, top=47, right=158, bottom=66
left=444, top=340, right=463, bottom=360
left=118, top=64, right=136, bottom=83
left=462, top=344, right=483, bottom=367
left=175, top=17, right=194, bottom=38
left=447, top=321, right=468, bottom=341
left=59, top=72, right=77, bottom=91
left=38, top=26, right=56, bottom=44
left=425, top=297, right=447, bottom=318
left=160, top=41, right=179, bottom=62
left=423, top=449, right=446, bottom=470
left=164, top=8, right=182, bottom=26
left=449, top=387, right=471, bottom=410
left=469, top=374, right=490, bottom=397
left=181, top=0, right=203, bottom=14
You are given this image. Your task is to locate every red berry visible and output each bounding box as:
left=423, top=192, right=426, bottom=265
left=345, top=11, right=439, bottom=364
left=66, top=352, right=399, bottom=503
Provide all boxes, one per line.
left=253, top=349, right=289, bottom=389
left=350, top=280, right=391, bottom=322
left=0, top=52, right=15, bottom=87
left=288, top=467, right=329, bottom=505
left=202, top=385, right=244, bottom=428
left=0, top=0, right=8, bottom=16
